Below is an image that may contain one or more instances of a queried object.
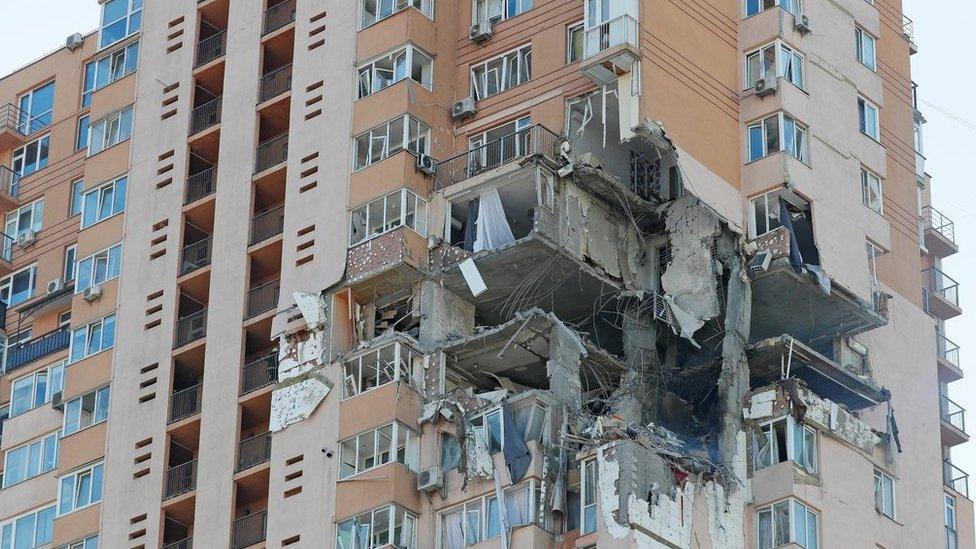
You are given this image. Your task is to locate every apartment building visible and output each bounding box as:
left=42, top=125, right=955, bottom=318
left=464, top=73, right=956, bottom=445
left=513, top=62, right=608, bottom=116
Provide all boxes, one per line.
left=0, top=1, right=140, bottom=548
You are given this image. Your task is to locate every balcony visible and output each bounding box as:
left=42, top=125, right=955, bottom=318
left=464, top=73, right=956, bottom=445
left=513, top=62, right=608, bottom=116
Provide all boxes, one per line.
left=236, top=432, right=272, bottom=472
left=434, top=124, right=561, bottom=191
left=185, top=167, right=217, bottom=205
left=169, top=383, right=203, bottom=423
left=232, top=510, right=268, bottom=549
left=249, top=205, right=284, bottom=246
left=580, top=15, right=640, bottom=84
left=195, top=30, right=227, bottom=68
left=0, top=166, right=20, bottom=208
left=181, top=238, right=212, bottom=276
left=0, top=103, right=30, bottom=149
left=945, top=459, right=969, bottom=497
left=241, top=353, right=279, bottom=395
left=4, top=327, right=70, bottom=373
left=164, top=460, right=198, bottom=499
left=162, top=539, right=192, bottom=549
left=174, top=310, right=208, bottom=348
left=190, top=98, right=222, bottom=135
left=942, top=395, right=969, bottom=447
left=259, top=64, right=292, bottom=104
left=903, top=14, right=918, bottom=54
left=938, top=331, right=962, bottom=382
left=263, top=0, right=296, bottom=35
left=923, top=268, right=962, bottom=320
left=245, top=279, right=280, bottom=320
left=254, top=133, right=288, bottom=174
left=922, top=206, right=959, bottom=258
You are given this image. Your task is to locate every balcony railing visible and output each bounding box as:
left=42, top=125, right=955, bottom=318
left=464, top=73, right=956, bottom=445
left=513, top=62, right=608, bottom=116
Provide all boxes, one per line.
left=263, top=0, right=297, bottom=35
left=0, top=300, right=6, bottom=331
left=164, top=460, right=197, bottom=499
left=0, top=232, right=13, bottom=263
left=162, top=539, right=192, bottom=549
left=924, top=268, right=961, bottom=308
left=0, top=166, right=21, bottom=200
left=246, top=279, right=280, bottom=319
left=942, top=395, right=967, bottom=434
left=185, top=167, right=217, bottom=204
left=174, top=309, right=208, bottom=348
left=0, top=103, right=46, bottom=137
left=903, top=15, right=918, bottom=52
left=195, top=30, right=227, bottom=67
left=250, top=205, right=285, bottom=245
left=938, top=332, right=961, bottom=368
left=181, top=237, right=212, bottom=275
left=923, top=206, right=956, bottom=244
left=583, top=15, right=639, bottom=59
left=944, top=459, right=969, bottom=497
left=4, top=327, right=70, bottom=373
left=259, top=64, right=293, bottom=103
left=434, top=124, right=561, bottom=191
left=236, top=432, right=272, bottom=472
left=255, top=133, right=288, bottom=174
left=190, top=98, right=222, bottom=135
left=241, top=353, right=279, bottom=395
left=232, top=510, right=268, bottom=549
left=169, top=383, right=203, bottom=423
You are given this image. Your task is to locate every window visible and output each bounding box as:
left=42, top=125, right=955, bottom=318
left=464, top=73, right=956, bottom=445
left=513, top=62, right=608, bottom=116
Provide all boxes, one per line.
left=88, top=105, right=133, bottom=155
left=357, top=45, right=433, bottom=99
left=349, top=189, right=427, bottom=246
left=339, top=422, right=420, bottom=479
left=11, top=134, right=51, bottom=178
left=747, top=113, right=807, bottom=163
left=75, top=243, right=122, bottom=293
left=336, top=504, right=417, bottom=549
left=342, top=341, right=418, bottom=398
left=59, top=535, right=99, bottom=549
left=874, top=469, right=895, bottom=519
left=867, top=241, right=883, bottom=302
left=946, top=494, right=958, bottom=549
left=439, top=483, right=536, bottom=547
left=76, top=115, right=91, bottom=151
left=4, top=199, right=44, bottom=259
left=745, top=42, right=804, bottom=89
left=353, top=115, right=430, bottom=170
left=568, top=22, right=584, bottom=62
left=59, top=311, right=72, bottom=328
left=474, top=0, right=531, bottom=25
left=58, top=462, right=105, bottom=516
left=471, top=44, right=532, bottom=101
left=64, top=244, right=78, bottom=282
left=855, top=27, right=877, bottom=71
left=861, top=168, right=883, bottom=213
left=858, top=97, right=879, bottom=140
left=0, top=264, right=39, bottom=306
left=440, top=432, right=461, bottom=471
left=9, top=362, right=64, bottom=416
left=581, top=458, right=597, bottom=534
left=753, top=417, right=817, bottom=473
left=63, top=386, right=111, bottom=436
left=745, top=0, right=799, bottom=17
left=360, top=0, right=433, bottom=29
left=2, top=431, right=58, bottom=487
left=471, top=408, right=503, bottom=453
left=100, top=0, right=142, bottom=49
left=0, top=505, right=56, bottom=549
left=70, top=180, right=85, bottom=216
left=467, top=116, right=532, bottom=173
left=70, top=314, right=116, bottom=363
left=81, top=175, right=127, bottom=228
left=18, top=81, right=55, bottom=134
left=757, top=499, right=818, bottom=549
left=83, top=41, right=140, bottom=107
left=3, top=329, right=32, bottom=372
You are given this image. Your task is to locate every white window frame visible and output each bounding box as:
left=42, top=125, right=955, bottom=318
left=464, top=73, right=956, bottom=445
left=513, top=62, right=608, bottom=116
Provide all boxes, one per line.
left=11, top=134, right=51, bottom=178
left=861, top=167, right=883, bottom=214
left=8, top=361, right=64, bottom=417
left=855, top=26, right=877, bottom=71
left=357, top=44, right=433, bottom=99
left=0, top=263, right=39, bottom=307
left=867, top=241, right=883, bottom=299
left=336, top=503, right=418, bottom=549
left=748, top=190, right=811, bottom=239
left=69, top=313, right=117, bottom=364
left=342, top=340, right=418, bottom=398
left=874, top=469, right=896, bottom=519
left=756, top=498, right=819, bottom=549
left=858, top=96, right=880, bottom=140
left=470, top=44, right=532, bottom=101
left=349, top=188, right=427, bottom=247
left=18, top=81, right=56, bottom=134
left=567, top=22, right=584, bottom=63
left=99, top=0, right=142, bottom=49
left=81, top=175, right=127, bottom=229
left=581, top=458, right=598, bottom=534
left=360, top=0, right=434, bottom=29
left=753, top=416, right=818, bottom=473
left=437, top=480, right=538, bottom=546
left=747, top=112, right=808, bottom=163
left=87, top=105, right=134, bottom=156
left=353, top=115, right=431, bottom=170
left=58, top=534, right=99, bottom=549
left=75, top=243, right=123, bottom=294
left=745, top=0, right=800, bottom=18
left=338, top=421, right=420, bottom=479
left=473, top=0, right=532, bottom=26
left=0, top=504, right=57, bottom=548
left=946, top=494, right=958, bottom=547
left=2, top=430, right=59, bottom=487
left=57, top=461, right=105, bottom=516
left=62, top=385, right=111, bottom=437
left=745, top=41, right=804, bottom=90
left=64, top=244, right=78, bottom=282
left=83, top=41, right=140, bottom=107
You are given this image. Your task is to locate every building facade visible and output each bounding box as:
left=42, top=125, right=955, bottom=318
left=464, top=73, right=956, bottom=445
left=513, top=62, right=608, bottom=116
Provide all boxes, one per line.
left=0, top=0, right=969, bottom=548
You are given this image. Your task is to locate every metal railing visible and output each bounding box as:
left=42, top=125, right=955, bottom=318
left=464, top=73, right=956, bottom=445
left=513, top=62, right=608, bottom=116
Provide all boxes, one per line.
left=903, top=15, right=917, bottom=49
left=254, top=133, right=288, bottom=173
left=0, top=232, right=14, bottom=263
left=944, top=459, right=969, bottom=497
left=250, top=205, right=284, bottom=245
left=232, top=510, right=268, bottom=549
left=5, top=327, right=70, bottom=373
left=241, top=353, right=279, bottom=395
left=236, top=432, right=272, bottom=472
left=259, top=64, right=292, bottom=103
left=942, top=395, right=967, bottom=434
left=162, top=539, right=192, bottom=549
left=0, top=300, right=6, bottom=331
left=583, top=15, right=639, bottom=59
left=169, top=383, right=203, bottom=423
left=190, top=98, right=222, bottom=134
left=924, top=268, right=961, bottom=308
left=185, top=166, right=217, bottom=204
left=922, top=206, right=956, bottom=244
left=1, top=103, right=46, bottom=136
left=195, top=30, right=227, bottom=67
left=0, top=166, right=21, bottom=200
left=246, top=279, right=280, bottom=319
left=164, top=460, right=197, bottom=499
left=434, top=124, right=561, bottom=191
left=174, top=309, right=208, bottom=348
left=938, top=332, right=961, bottom=368
left=181, top=238, right=212, bottom=275
left=263, top=0, right=297, bottom=35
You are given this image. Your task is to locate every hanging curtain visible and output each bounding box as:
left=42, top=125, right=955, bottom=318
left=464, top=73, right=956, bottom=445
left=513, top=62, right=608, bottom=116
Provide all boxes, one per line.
left=443, top=511, right=464, bottom=549
left=474, top=188, right=515, bottom=252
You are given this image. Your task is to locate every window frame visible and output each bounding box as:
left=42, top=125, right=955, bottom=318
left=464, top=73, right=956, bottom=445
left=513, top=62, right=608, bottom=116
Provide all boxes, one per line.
left=349, top=188, right=427, bottom=247
left=80, top=175, right=127, bottom=229
left=17, top=80, right=56, bottom=134
left=745, top=0, right=800, bottom=18
left=75, top=115, right=91, bottom=151
left=858, top=96, right=880, bottom=140
left=357, top=44, right=434, bottom=99
left=353, top=115, right=431, bottom=171
left=87, top=105, right=134, bottom=156
left=99, top=0, right=142, bottom=50
left=360, top=0, right=434, bottom=30
left=74, top=242, right=123, bottom=294
left=69, top=313, right=117, bottom=364
left=756, top=498, right=819, bottom=549
left=437, top=480, right=538, bottom=546
left=83, top=41, right=140, bottom=107
left=2, top=430, right=59, bottom=487
left=0, top=263, right=39, bottom=307
left=470, top=43, right=532, bottom=101
left=11, top=134, right=51, bottom=178
left=753, top=416, right=818, bottom=474
left=874, top=468, right=896, bottom=519
left=567, top=22, right=584, bottom=63
left=57, top=461, right=105, bottom=516
left=0, top=504, right=57, bottom=548
left=336, top=503, right=418, bottom=549
left=860, top=167, right=883, bottom=214
left=473, top=0, right=532, bottom=26
left=855, top=26, right=877, bottom=71
left=338, top=421, right=420, bottom=479
left=62, top=385, right=111, bottom=437
left=341, top=340, right=418, bottom=398
left=58, top=534, right=100, bottom=549
left=747, top=112, right=808, bottom=163
left=581, top=457, right=598, bottom=534
left=744, top=41, right=805, bottom=90
left=8, top=361, right=64, bottom=417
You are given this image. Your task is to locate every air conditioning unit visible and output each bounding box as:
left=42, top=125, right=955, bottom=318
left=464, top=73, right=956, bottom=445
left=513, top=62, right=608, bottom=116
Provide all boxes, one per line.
left=469, top=21, right=493, bottom=43
left=51, top=391, right=64, bottom=409
left=47, top=278, right=64, bottom=294
left=16, top=230, right=36, bottom=248
left=83, top=284, right=103, bottom=302
left=452, top=96, right=477, bottom=120
left=416, top=154, right=437, bottom=176
left=66, top=32, right=84, bottom=51
left=794, top=13, right=812, bottom=34
left=417, top=466, right=443, bottom=493
left=754, top=76, right=779, bottom=98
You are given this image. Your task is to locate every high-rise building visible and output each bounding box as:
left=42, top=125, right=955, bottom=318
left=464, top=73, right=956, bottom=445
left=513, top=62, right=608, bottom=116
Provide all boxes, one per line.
left=1, top=0, right=970, bottom=548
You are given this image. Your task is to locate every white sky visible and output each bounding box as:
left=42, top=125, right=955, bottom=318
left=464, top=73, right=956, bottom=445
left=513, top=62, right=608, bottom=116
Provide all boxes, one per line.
left=2, top=0, right=975, bottom=498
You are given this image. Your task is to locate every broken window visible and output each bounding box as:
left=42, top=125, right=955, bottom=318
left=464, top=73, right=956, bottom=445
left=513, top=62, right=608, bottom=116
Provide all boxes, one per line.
left=336, top=504, right=417, bottom=549
left=354, top=115, right=430, bottom=170
left=439, top=432, right=461, bottom=471
left=349, top=189, right=428, bottom=246
left=747, top=112, right=807, bottom=163
left=342, top=341, right=418, bottom=398
left=757, top=499, right=818, bottom=549
left=874, top=469, right=896, bottom=519
left=357, top=45, right=433, bottom=99
left=745, top=0, right=799, bottom=17
left=470, top=408, right=503, bottom=453
left=471, top=44, right=532, bottom=101
left=338, top=422, right=420, bottom=479
left=439, top=481, right=537, bottom=547
left=360, top=0, right=432, bottom=28
left=745, top=41, right=804, bottom=89
left=467, top=116, right=532, bottom=175
left=580, top=458, right=597, bottom=534
left=748, top=190, right=811, bottom=239
left=629, top=150, right=661, bottom=201
left=754, top=417, right=817, bottom=474
left=866, top=241, right=884, bottom=308
left=512, top=401, right=548, bottom=445
left=861, top=167, right=883, bottom=214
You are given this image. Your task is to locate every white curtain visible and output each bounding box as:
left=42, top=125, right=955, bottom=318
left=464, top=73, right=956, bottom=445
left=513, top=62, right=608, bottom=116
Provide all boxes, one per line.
left=442, top=511, right=464, bottom=549
left=473, top=188, right=515, bottom=252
